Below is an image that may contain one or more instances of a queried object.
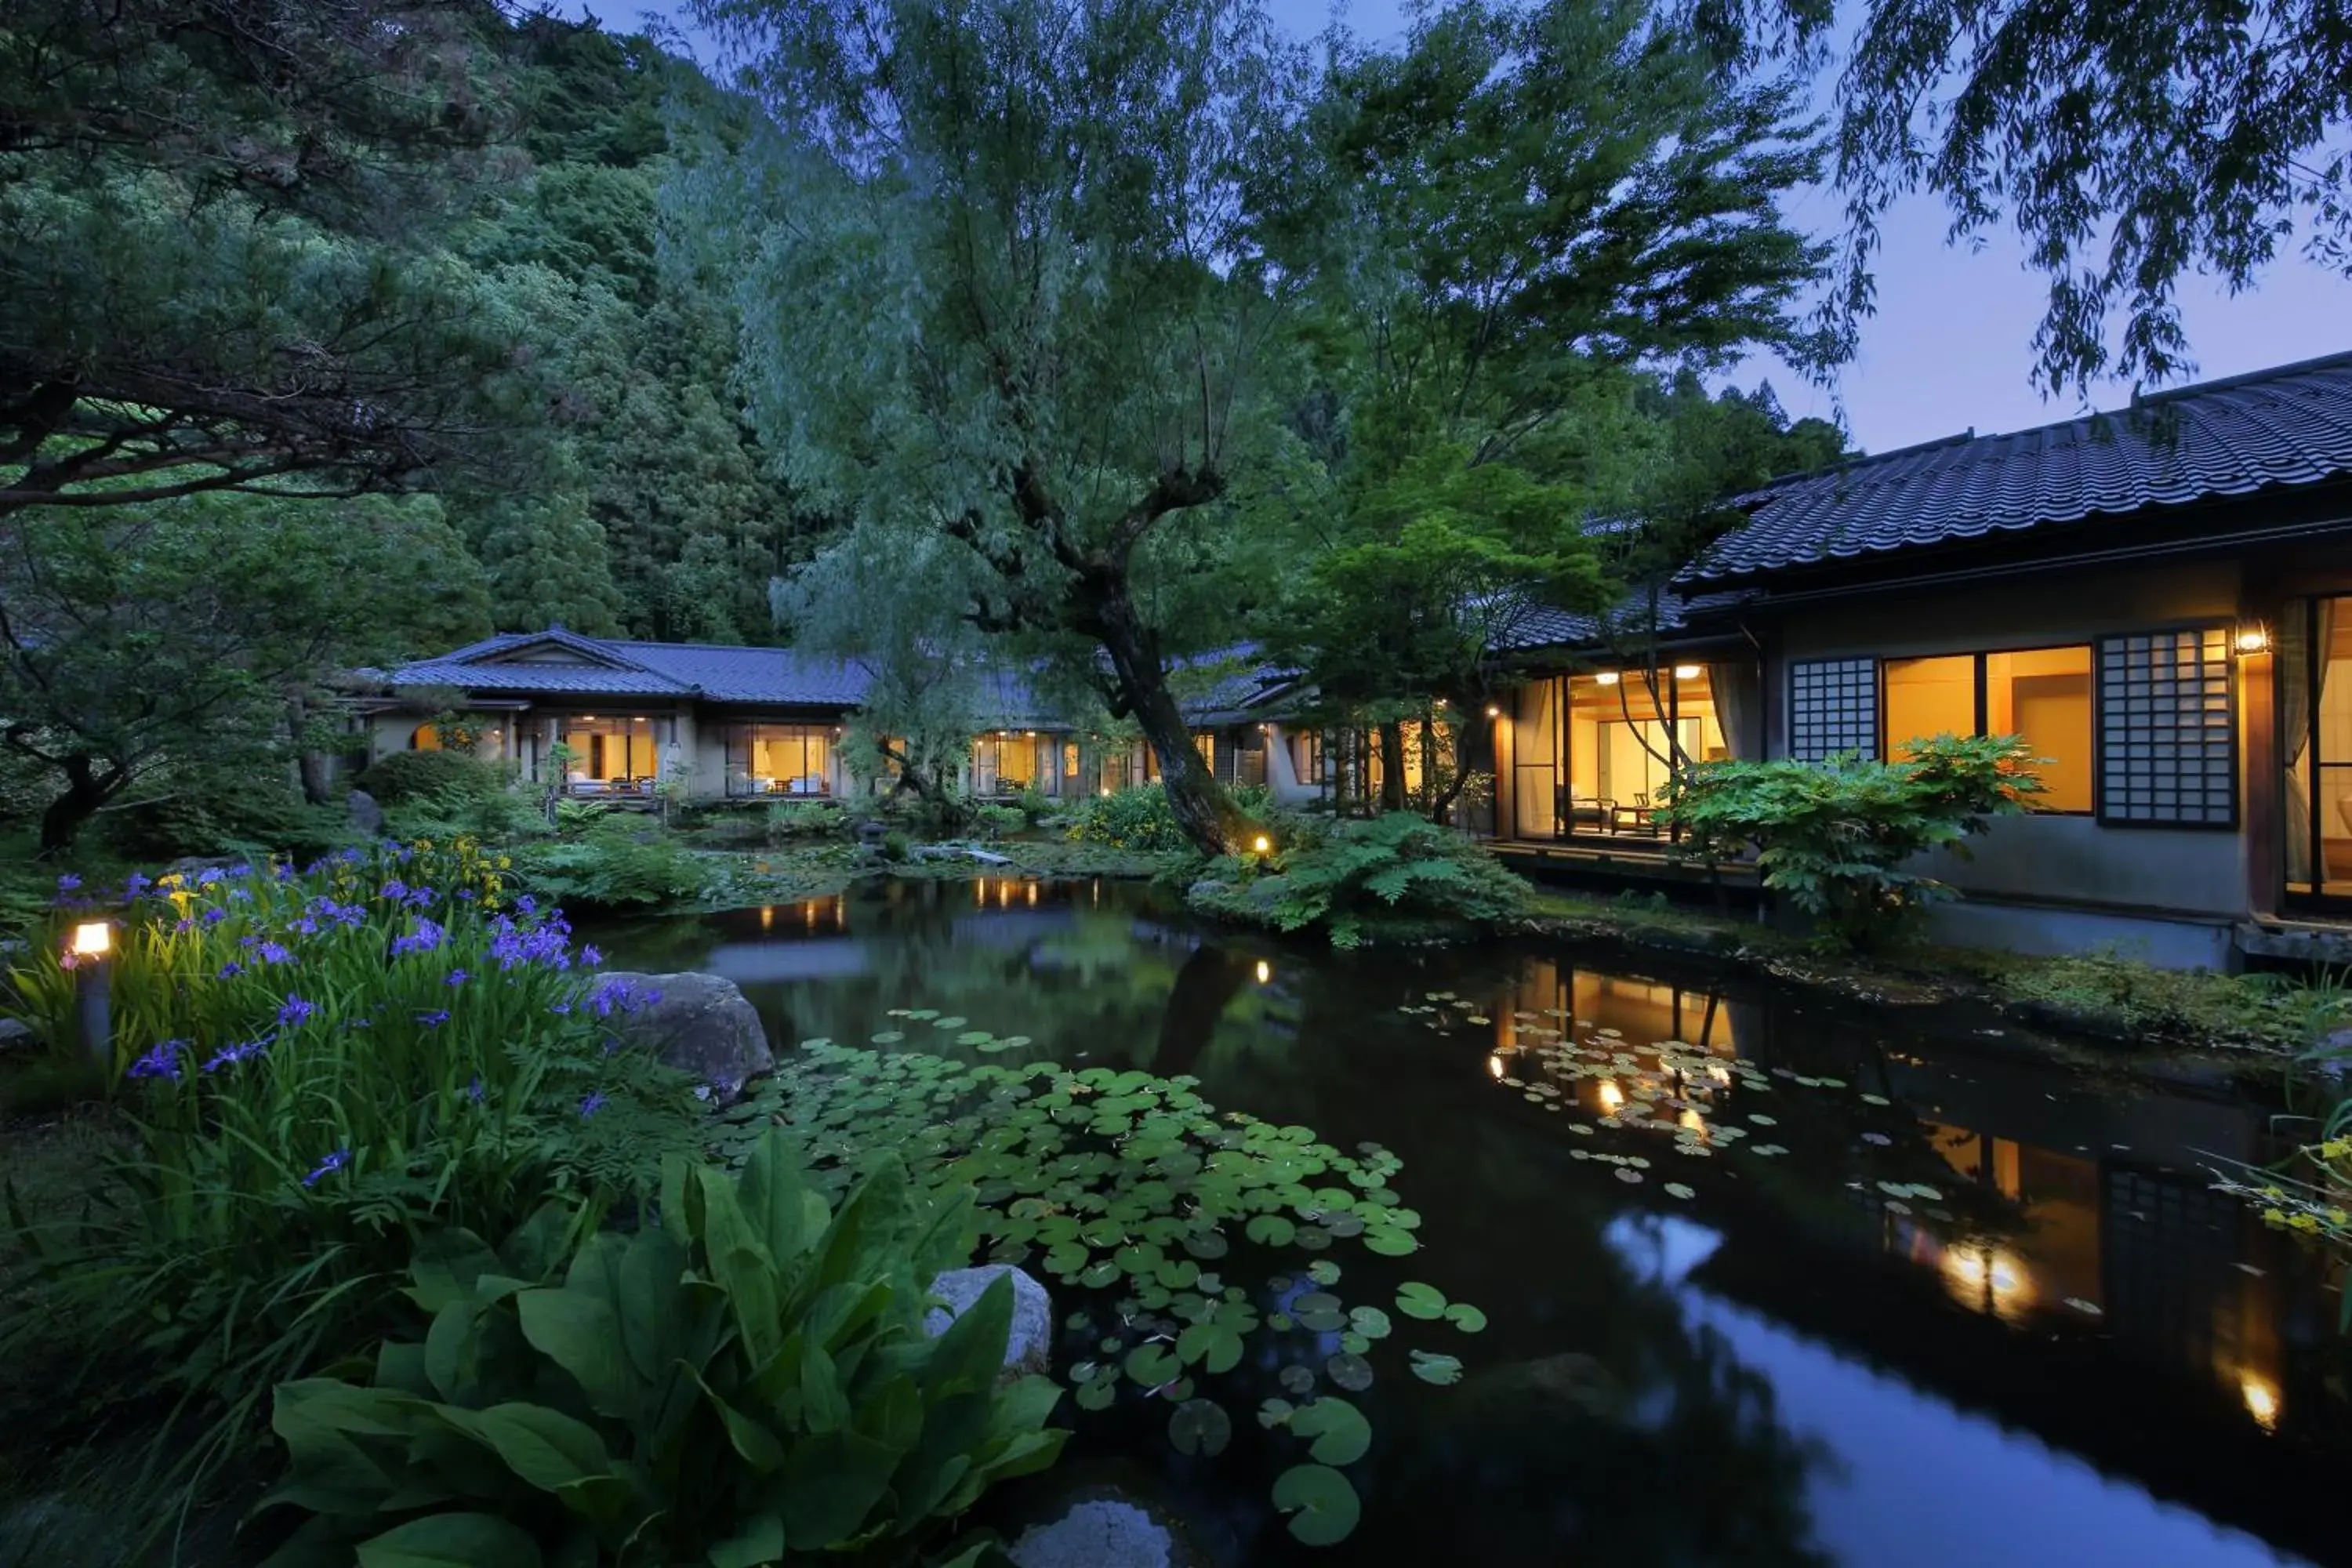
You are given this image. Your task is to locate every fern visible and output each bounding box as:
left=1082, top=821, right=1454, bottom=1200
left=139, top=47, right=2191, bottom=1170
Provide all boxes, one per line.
left=1200, top=812, right=1534, bottom=946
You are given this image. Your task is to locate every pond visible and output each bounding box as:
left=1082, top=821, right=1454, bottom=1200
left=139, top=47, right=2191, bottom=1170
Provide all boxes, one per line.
left=596, top=878, right=2348, bottom=1567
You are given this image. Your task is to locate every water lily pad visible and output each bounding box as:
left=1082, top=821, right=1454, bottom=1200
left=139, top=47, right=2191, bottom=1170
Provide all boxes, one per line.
left=1272, top=1465, right=1361, bottom=1547
left=1175, top=1320, right=1245, bottom=1375
left=2065, top=1297, right=2104, bottom=1316
left=869, top=1030, right=906, bottom=1044
left=1076, top=1377, right=1117, bottom=1412
left=1181, top=1229, right=1229, bottom=1260
left=1125, top=1343, right=1181, bottom=1387
left=1664, top=1182, right=1695, bottom=1200
left=1408, top=1349, right=1463, bottom=1385
left=1289, top=1396, right=1372, bottom=1465
left=1258, top=1396, right=1295, bottom=1428
left=1279, top=1364, right=1317, bottom=1396
left=1443, top=1302, right=1487, bottom=1334
left=1363, top=1229, right=1419, bottom=1258
left=956, top=1029, right=994, bottom=1045
left=1307, top=1259, right=1341, bottom=1287
left=1246, top=1214, right=1298, bottom=1247
left=1080, top=1260, right=1120, bottom=1289
left=932, top=1015, right=967, bottom=1030
left=1169, top=1399, right=1232, bottom=1457
left=1395, top=1283, right=1447, bottom=1319
left=1325, top=1352, right=1375, bottom=1392
left=1043, top=1241, right=1090, bottom=1277
left=1292, top=1292, right=1347, bottom=1333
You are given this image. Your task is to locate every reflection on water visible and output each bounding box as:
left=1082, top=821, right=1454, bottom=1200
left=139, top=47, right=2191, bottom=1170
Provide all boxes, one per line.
left=597, top=878, right=2347, bottom=1567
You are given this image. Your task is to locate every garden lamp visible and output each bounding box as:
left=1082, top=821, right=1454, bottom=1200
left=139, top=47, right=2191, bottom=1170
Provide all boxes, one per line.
left=70, top=920, right=111, bottom=1071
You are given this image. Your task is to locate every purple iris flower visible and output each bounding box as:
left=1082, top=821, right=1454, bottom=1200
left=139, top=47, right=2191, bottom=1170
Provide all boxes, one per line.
left=516, top=895, right=538, bottom=916
left=415, top=1009, right=450, bottom=1028
left=278, top=995, right=315, bottom=1028
left=581, top=945, right=603, bottom=967
left=446, top=968, right=470, bottom=985
left=579, top=1091, right=607, bottom=1119
left=216, top=961, right=245, bottom=979
left=389, top=917, right=445, bottom=958
left=202, top=1040, right=265, bottom=1073
left=127, top=1040, right=185, bottom=1082
left=54, top=873, right=81, bottom=898
left=467, top=1075, right=485, bottom=1103
left=125, top=873, right=152, bottom=897
left=256, top=941, right=292, bottom=965
left=379, top=880, right=408, bottom=902
left=198, top=906, right=229, bottom=927
left=301, top=1149, right=350, bottom=1189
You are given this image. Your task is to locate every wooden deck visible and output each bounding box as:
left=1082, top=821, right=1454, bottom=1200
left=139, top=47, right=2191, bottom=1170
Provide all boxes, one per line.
left=1486, top=833, right=1757, bottom=890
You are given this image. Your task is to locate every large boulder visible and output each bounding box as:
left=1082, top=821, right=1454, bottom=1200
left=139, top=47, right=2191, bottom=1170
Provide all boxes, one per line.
left=593, top=971, right=771, bottom=1101
left=924, top=1264, right=1053, bottom=1379
left=1007, top=1499, right=1174, bottom=1568
left=347, top=788, right=384, bottom=836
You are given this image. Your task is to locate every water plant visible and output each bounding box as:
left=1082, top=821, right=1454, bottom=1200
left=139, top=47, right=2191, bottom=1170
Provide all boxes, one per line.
left=260, top=1131, right=1064, bottom=1566
left=720, top=1031, right=1490, bottom=1547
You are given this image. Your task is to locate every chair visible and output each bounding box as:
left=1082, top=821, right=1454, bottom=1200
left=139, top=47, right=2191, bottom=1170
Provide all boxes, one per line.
left=1612, top=792, right=1661, bottom=837
left=1557, top=788, right=1614, bottom=836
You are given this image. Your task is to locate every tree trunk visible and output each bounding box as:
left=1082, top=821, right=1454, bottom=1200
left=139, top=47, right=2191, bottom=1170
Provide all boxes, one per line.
left=39, top=755, right=123, bottom=855
left=1152, top=946, right=1256, bottom=1077
left=1089, top=583, right=1239, bottom=855
left=1427, top=713, right=1492, bottom=827
left=1377, top=719, right=1406, bottom=814
left=286, top=690, right=334, bottom=806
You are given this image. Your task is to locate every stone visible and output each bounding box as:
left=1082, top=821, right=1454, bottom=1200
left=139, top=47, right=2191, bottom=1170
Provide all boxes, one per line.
left=0, top=1018, right=34, bottom=1053
left=924, top=1264, right=1053, bottom=1379
left=595, top=971, right=772, bottom=1101
left=1007, top=1500, right=1174, bottom=1568
left=347, top=788, right=384, bottom=835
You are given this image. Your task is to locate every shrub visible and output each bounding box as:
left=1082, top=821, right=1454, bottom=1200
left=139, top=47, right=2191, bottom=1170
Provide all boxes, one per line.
left=1065, top=784, right=1189, bottom=852
left=1661, top=733, right=2043, bottom=950
left=880, top=829, right=912, bottom=863
left=765, top=798, right=851, bottom=842
left=507, top=822, right=707, bottom=909
left=354, top=750, right=506, bottom=808
left=973, top=801, right=1025, bottom=838
left=1014, top=785, right=1052, bottom=827
left=260, top=1132, right=1065, bottom=1566
left=1, top=845, right=704, bottom=1468
left=1193, top=812, right=1535, bottom=948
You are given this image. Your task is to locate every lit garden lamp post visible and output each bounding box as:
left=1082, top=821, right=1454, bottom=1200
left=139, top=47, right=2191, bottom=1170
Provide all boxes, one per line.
left=69, top=920, right=113, bottom=1071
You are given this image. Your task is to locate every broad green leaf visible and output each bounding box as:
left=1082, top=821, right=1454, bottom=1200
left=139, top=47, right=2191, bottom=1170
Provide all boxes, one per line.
left=1394, top=1283, right=1447, bottom=1319
left=1443, top=1302, right=1488, bottom=1334
left=1271, top=1465, right=1361, bottom=1547
left=779, top=1429, right=902, bottom=1544
left=443, top=1404, right=612, bottom=1495
left=1167, top=1399, right=1232, bottom=1457
left=1288, top=1397, right=1371, bottom=1465
left=517, top=1289, right=636, bottom=1421
left=706, top=1512, right=783, bottom=1568
left=354, top=1513, right=542, bottom=1568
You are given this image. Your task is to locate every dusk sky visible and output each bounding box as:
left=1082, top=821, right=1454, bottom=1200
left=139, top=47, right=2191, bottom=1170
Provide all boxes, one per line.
left=569, top=0, right=2348, bottom=456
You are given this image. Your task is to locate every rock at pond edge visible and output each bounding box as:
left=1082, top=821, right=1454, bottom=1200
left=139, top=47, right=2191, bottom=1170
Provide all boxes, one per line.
left=346, top=789, right=383, bottom=835
left=595, top=970, right=772, bottom=1102
left=1007, top=1498, right=1174, bottom=1568
left=926, top=1264, right=1053, bottom=1380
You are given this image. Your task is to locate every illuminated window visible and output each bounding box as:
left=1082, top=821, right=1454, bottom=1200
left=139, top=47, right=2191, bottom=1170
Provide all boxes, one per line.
left=1882, top=647, right=2092, bottom=812
left=723, top=724, right=833, bottom=796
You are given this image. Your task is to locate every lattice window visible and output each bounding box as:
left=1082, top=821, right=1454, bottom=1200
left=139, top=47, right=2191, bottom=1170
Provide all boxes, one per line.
left=2096, top=630, right=2236, bottom=826
left=1788, top=657, right=1878, bottom=763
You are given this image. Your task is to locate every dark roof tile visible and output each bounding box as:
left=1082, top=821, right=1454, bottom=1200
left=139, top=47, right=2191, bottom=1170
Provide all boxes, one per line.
left=1689, top=351, right=2352, bottom=582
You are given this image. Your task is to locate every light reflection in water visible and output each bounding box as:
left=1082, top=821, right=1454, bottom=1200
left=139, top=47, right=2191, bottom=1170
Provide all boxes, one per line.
left=2241, top=1372, right=2281, bottom=1432
left=1936, top=1239, right=2035, bottom=1323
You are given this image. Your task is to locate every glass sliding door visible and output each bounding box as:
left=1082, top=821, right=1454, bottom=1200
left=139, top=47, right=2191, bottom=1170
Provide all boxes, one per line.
left=2285, top=597, right=2352, bottom=905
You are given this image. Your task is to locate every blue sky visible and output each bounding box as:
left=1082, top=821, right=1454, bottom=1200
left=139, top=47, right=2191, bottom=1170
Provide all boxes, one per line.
left=568, top=0, right=2346, bottom=455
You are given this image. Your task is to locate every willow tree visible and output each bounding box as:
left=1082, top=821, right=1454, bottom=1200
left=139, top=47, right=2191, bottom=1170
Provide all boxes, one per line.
left=671, top=0, right=1306, bottom=855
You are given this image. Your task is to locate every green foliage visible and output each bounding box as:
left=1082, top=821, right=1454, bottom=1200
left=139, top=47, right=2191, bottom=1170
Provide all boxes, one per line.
left=972, top=803, right=1025, bottom=839
left=508, top=822, right=708, bottom=910
left=1197, top=814, right=1536, bottom=949
left=0, top=490, right=492, bottom=851
left=355, top=750, right=508, bottom=808
left=1014, top=786, right=1053, bottom=828
left=2, top=845, right=703, bottom=1477
left=671, top=0, right=1297, bottom=856
left=260, top=1133, right=1065, bottom=1566
left=1663, top=734, right=2044, bottom=949
left=880, top=830, right=913, bottom=864
left=1781, top=0, right=2352, bottom=395
left=765, top=800, right=851, bottom=842
left=1065, top=786, right=1194, bottom=855
left=725, top=1040, right=1475, bottom=1548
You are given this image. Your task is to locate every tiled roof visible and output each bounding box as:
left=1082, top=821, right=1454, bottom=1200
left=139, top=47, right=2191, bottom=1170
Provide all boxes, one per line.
left=1690, top=350, right=2352, bottom=583
left=390, top=629, right=869, bottom=707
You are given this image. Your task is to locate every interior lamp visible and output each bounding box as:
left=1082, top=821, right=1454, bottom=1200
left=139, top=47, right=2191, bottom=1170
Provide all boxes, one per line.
left=1673, top=664, right=1703, bottom=680
left=1594, top=672, right=1621, bottom=686
left=2235, top=624, right=2271, bottom=655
